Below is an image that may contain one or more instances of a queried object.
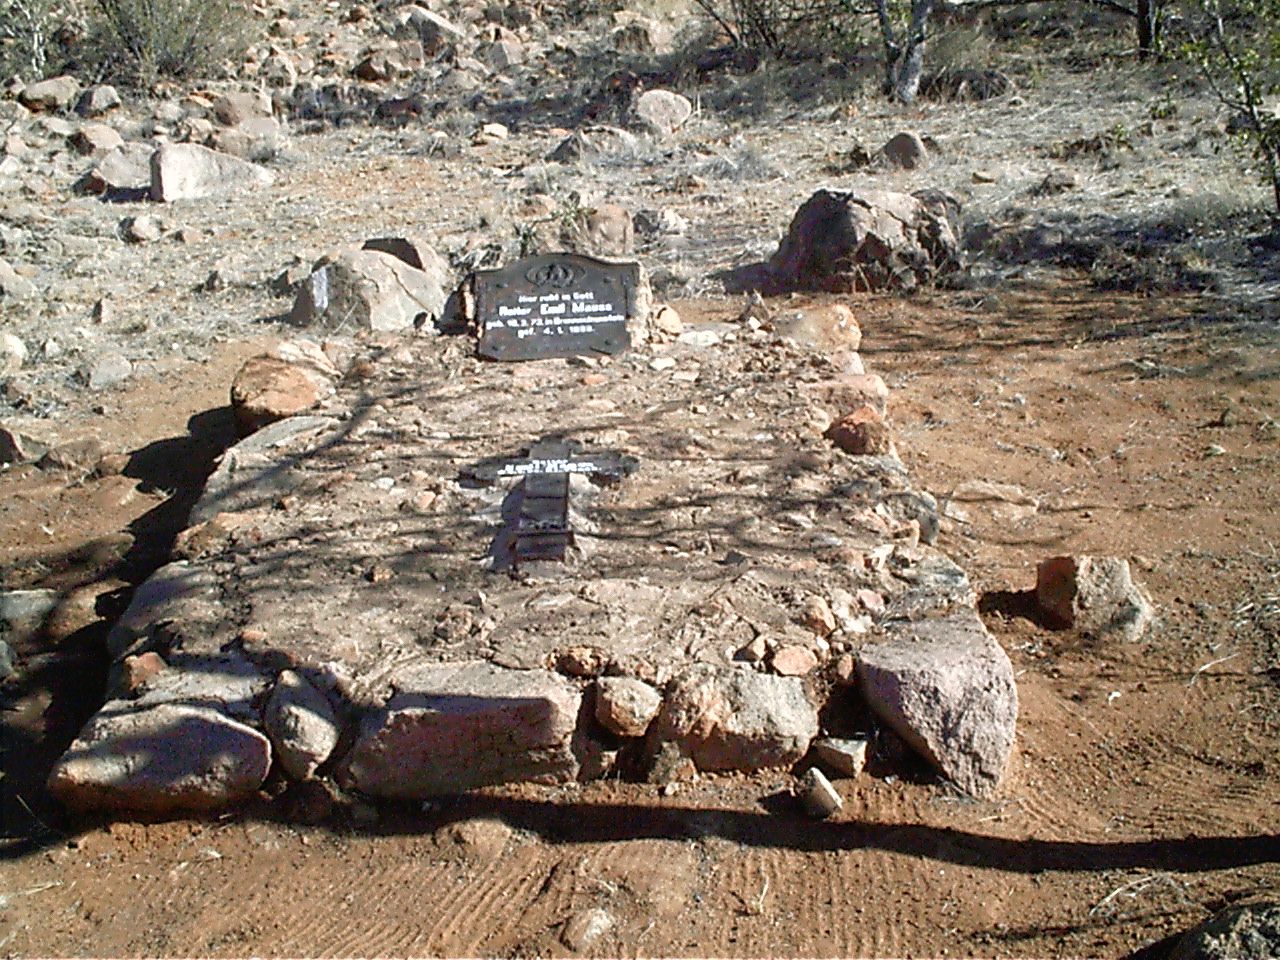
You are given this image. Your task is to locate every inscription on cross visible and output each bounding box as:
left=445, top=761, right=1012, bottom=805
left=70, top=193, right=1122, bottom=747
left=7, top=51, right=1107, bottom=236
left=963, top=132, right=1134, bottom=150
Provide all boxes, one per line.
left=464, top=438, right=638, bottom=564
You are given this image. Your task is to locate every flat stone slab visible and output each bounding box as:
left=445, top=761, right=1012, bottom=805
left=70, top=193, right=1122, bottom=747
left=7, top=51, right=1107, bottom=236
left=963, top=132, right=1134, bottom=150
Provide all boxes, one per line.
left=52, top=321, right=1018, bottom=811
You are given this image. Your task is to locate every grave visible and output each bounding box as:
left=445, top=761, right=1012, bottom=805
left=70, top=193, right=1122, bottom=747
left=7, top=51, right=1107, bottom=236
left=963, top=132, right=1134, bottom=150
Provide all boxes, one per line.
left=47, top=280, right=1018, bottom=815
left=473, top=253, right=644, bottom=360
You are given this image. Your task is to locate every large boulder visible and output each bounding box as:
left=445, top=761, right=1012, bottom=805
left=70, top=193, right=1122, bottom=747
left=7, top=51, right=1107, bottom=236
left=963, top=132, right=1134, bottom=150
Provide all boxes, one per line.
left=856, top=609, right=1017, bottom=797
left=769, top=188, right=962, bottom=292
left=150, top=142, right=275, bottom=201
left=344, top=660, right=582, bottom=797
left=47, top=701, right=272, bottom=814
left=290, top=248, right=450, bottom=332
left=1035, top=555, right=1155, bottom=642
left=648, top=663, right=818, bottom=772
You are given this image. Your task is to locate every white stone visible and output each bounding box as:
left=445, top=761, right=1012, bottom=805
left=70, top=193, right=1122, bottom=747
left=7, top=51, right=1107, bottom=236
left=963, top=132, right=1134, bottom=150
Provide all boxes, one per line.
left=150, top=142, right=274, bottom=202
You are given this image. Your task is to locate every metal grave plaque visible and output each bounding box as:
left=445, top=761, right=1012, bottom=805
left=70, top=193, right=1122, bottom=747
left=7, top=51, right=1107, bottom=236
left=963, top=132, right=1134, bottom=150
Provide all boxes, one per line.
left=463, top=438, right=639, bottom=564
left=473, top=253, right=640, bottom=361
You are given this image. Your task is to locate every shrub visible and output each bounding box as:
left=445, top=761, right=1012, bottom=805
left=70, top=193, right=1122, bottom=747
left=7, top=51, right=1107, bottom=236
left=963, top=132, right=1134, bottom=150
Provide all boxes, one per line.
left=1178, top=0, right=1280, bottom=213
left=90, top=0, right=252, bottom=86
left=0, top=0, right=62, bottom=78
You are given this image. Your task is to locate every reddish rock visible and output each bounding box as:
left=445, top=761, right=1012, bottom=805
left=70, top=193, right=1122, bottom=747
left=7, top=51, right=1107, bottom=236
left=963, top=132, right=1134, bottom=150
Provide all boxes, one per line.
left=1035, top=555, right=1155, bottom=642
left=119, top=651, right=167, bottom=694
left=771, top=644, right=819, bottom=677
left=595, top=676, right=662, bottom=737
left=825, top=405, right=894, bottom=456
left=231, top=355, right=324, bottom=436
left=798, top=595, right=836, bottom=637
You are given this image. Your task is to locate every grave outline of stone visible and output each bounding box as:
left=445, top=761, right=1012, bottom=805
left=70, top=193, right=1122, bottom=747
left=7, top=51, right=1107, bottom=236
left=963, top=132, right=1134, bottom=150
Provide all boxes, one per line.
left=462, top=436, right=638, bottom=565
left=472, top=252, right=641, bottom=361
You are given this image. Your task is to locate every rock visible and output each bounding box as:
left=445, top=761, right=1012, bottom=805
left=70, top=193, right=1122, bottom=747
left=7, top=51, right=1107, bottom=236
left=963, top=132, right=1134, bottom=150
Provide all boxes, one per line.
left=105, top=561, right=222, bottom=659
left=0, top=258, right=36, bottom=300
left=1, top=331, right=27, bottom=373
left=19, top=75, right=79, bottom=112
left=651, top=304, right=683, bottom=337
left=263, top=670, right=340, bottom=780
left=79, top=142, right=153, bottom=196
left=344, top=660, right=582, bottom=797
left=1169, top=901, right=1280, bottom=960
left=290, top=249, right=449, bottom=332
left=1035, top=555, right=1155, bottom=642
left=772, top=304, right=862, bottom=352
left=881, top=131, right=929, bottom=169
left=362, top=234, right=451, bottom=277
left=562, top=908, right=613, bottom=951
left=485, top=38, right=524, bottom=71
left=547, top=125, right=637, bottom=163
left=86, top=352, right=133, bottom=390
left=812, top=737, right=868, bottom=778
left=473, top=121, right=508, bottom=143
left=189, top=416, right=337, bottom=525
left=70, top=123, right=124, bottom=156
left=230, top=355, right=325, bottom=436
left=856, top=609, right=1018, bottom=798
left=812, top=373, right=890, bottom=418
left=611, top=15, right=670, bottom=53
left=0, top=424, right=45, bottom=465
left=798, top=766, right=842, bottom=818
left=47, top=701, right=272, bottom=814
left=649, top=663, right=818, bottom=772
left=150, top=142, right=275, bottom=202
left=211, top=116, right=285, bottom=162
left=121, top=214, right=163, bottom=243
left=0, top=639, right=13, bottom=680
left=442, top=817, right=513, bottom=859
left=826, top=405, right=894, bottom=456
left=633, top=89, right=692, bottom=138
left=769, top=188, right=963, bottom=293
left=562, top=203, right=634, bottom=258
left=212, top=91, right=272, bottom=127
left=0, top=589, right=59, bottom=634
left=392, top=6, right=467, bottom=54
left=38, top=437, right=104, bottom=473
left=595, top=676, right=662, bottom=737
left=117, top=651, right=167, bottom=695
left=771, top=644, right=819, bottom=676
left=798, top=594, right=837, bottom=637
left=74, top=85, right=122, bottom=118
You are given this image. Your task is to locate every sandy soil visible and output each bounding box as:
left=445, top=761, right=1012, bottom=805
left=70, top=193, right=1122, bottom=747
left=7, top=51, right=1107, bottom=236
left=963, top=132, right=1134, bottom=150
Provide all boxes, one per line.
left=2, top=281, right=1278, bottom=958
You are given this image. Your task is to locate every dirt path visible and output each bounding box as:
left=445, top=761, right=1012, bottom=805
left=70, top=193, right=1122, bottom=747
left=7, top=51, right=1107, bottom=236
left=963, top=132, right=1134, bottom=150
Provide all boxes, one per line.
left=3, top=282, right=1278, bottom=958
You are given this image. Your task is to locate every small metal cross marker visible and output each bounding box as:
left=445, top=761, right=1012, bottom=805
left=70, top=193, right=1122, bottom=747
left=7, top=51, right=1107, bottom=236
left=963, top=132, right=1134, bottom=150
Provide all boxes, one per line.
left=464, top=438, right=638, bottom=564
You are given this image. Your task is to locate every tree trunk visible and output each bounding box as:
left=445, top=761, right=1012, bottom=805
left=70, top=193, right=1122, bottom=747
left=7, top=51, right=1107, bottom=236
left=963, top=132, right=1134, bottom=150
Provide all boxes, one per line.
left=880, top=0, right=934, bottom=105
left=1137, top=0, right=1159, bottom=60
